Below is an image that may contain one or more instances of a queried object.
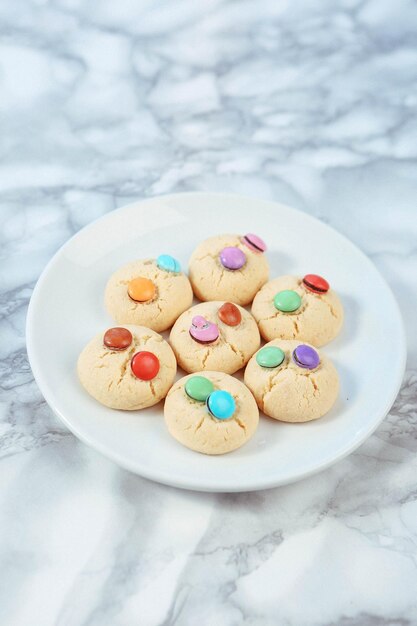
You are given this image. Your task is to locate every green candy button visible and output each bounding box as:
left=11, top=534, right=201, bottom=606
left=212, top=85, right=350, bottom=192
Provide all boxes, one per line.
left=274, top=289, right=302, bottom=312
left=185, top=376, right=214, bottom=402
left=256, top=346, right=285, bottom=368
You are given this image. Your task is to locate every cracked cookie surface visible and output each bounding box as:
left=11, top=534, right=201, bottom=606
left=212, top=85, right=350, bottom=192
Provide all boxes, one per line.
left=164, top=371, right=259, bottom=454
left=244, top=339, right=339, bottom=422
left=251, top=275, right=343, bottom=346
left=169, top=301, right=260, bottom=374
left=189, top=234, right=269, bottom=305
left=77, top=325, right=176, bottom=410
left=105, top=258, right=193, bottom=332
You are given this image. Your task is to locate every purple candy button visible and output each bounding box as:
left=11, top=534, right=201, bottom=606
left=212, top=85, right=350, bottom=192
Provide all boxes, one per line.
left=242, top=233, right=267, bottom=253
left=219, top=246, right=246, bottom=270
left=292, top=344, right=320, bottom=370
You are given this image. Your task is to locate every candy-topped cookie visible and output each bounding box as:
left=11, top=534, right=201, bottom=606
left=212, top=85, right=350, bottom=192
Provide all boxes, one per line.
left=244, top=339, right=339, bottom=422
left=164, top=371, right=259, bottom=454
left=188, top=234, right=269, bottom=305
left=169, top=301, right=260, bottom=374
left=77, top=325, right=176, bottom=410
left=251, top=274, right=343, bottom=346
left=105, top=255, right=193, bottom=333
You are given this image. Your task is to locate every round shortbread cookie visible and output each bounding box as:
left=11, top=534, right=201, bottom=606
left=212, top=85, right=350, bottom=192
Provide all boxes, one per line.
left=251, top=275, right=343, bottom=346
left=105, top=257, right=193, bottom=333
left=77, top=325, right=176, bottom=410
left=244, top=339, right=339, bottom=422
left=188, top=234, right=269, bottom=305
left=164, top=371, right=259, bottom=455
left=169, top=301, right=260, bottom=374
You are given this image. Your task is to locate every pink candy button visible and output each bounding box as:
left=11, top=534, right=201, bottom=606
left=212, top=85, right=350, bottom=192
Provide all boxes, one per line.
left=242, top=233, right=267, bottom=253
left=189, top=315, right=219, bottom=344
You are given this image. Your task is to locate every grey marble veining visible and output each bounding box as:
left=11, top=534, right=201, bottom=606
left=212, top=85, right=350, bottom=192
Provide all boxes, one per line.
left=1, top=0, right=417, bottom=624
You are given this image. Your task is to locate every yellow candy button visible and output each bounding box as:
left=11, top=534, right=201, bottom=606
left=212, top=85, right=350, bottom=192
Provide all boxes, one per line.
left=127, top=277, right=156, bottom=302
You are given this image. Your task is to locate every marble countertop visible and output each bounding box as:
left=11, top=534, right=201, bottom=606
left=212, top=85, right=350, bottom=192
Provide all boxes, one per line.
left=1, top=0, right=417, bottom=624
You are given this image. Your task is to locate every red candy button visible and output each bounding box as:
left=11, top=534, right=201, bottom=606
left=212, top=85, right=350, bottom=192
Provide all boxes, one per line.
left=131, top=351, right=160, bottom=381
left=103, top=327, right=132, bottom=350
left=218, top=302, right=242, bottom=326
left=302, top=274, right=329, bottom=294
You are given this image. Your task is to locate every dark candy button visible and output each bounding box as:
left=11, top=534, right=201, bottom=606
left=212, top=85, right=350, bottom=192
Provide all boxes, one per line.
left=292, top=344, right=320, bottom=370
left=218, top=302, right=242, bottom=326
left=303, top=274, right=329, bottom=294
left=103, top=327, right=133, bottom=351
left=131, top=351, right=160, bottom=380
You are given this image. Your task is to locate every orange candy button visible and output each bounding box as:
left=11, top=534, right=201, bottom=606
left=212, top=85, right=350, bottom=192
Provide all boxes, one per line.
left=127, top=277, right=156, bottom=302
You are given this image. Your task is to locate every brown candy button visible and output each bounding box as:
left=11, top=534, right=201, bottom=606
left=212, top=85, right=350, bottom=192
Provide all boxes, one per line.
left=127, top=277, right=156, bottom=302
left=218, top=302, right=242, bottom=326
left=103, top=327, right=133, bottom=351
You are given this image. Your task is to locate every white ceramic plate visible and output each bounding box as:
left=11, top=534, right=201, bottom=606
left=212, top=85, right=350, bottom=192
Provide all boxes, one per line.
left=26, top=193, right=406, bottom=492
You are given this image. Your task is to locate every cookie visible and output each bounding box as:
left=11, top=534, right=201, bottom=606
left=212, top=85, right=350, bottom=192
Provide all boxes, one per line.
left=169, top=301, right=260, bottom=374
left=77, top=325, right=176, bottom=410
left=105, top=255, right=193, bottom=333
left=164, top=371, right=259, bottom=454
left=244, top=339, right=339, bottom=422
left=188, top=233, right=269, bottom=305
left=251, top=274, right=343, bottom=346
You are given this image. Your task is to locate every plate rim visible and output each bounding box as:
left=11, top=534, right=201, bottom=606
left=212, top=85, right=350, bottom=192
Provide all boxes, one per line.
left=26, top=191, right=407, bottom=492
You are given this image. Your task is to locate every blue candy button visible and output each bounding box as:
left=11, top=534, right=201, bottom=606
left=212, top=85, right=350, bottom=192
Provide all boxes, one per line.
left=206, top=390, right=235, bottom=420
left=156, top=254, right=181, bottom=273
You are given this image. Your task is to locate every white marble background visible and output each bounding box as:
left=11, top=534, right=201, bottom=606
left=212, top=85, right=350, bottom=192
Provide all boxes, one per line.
left=1, top=0, right=417, bottom=624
